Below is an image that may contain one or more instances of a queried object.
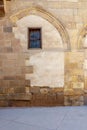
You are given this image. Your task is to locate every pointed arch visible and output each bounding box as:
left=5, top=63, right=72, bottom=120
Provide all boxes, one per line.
left=10, top=6, right=70, bottom=51
left=77, top=25, right=87, bottom=50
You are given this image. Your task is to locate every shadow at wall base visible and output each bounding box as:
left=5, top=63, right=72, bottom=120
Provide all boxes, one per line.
left=0, top=94, right=86, bottom=107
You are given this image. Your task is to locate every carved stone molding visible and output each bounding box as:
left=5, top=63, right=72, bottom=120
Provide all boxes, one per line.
left=78, top=25, right=87, bottom=50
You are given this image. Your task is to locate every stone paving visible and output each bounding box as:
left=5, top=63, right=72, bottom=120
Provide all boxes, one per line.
left=0, top=106, right=87, bottom=130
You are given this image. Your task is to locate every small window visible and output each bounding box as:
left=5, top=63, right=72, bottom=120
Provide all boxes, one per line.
left=28, top=28, right=42, bottom=49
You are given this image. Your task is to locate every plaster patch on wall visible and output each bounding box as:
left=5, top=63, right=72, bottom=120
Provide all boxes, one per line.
left=13, top=15, right=63, bottom=50
left=27, top=51, right=64, bottom=88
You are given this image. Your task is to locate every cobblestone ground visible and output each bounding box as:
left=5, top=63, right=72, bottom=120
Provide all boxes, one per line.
left=0, top=106, right=87, bottom=130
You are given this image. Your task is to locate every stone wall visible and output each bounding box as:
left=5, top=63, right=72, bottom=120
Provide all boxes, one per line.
left=0, top=0, right=87, bottom=106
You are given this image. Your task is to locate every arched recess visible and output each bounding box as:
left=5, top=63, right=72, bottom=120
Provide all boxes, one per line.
left=10, top=6, right=70, bottom=51
left=78, top=25, right=87, bottom=50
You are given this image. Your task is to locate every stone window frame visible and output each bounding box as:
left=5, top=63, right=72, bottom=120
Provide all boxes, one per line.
left=28, top=27, right=42, bottom=49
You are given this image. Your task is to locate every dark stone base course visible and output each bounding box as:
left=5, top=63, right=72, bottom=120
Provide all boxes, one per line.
left=0, top=100, right=8, bottom=107
left=0, top=92, right=64, bottom=107
left=8, top=94, right=64, bottom=107
left=0, top=86, right=85, bottom=107
left=8, top=100, right=64, bottom=107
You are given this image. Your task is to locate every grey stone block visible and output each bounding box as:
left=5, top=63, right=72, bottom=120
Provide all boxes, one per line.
left=3, top=26, right=12, bottom=33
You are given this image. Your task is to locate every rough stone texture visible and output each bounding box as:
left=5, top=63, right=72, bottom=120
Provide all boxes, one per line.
left=0, top=0, right=87, bottom=106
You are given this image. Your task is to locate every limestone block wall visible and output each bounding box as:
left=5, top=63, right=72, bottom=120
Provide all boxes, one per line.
left=0, top=0, right=87, bottom=106
left=64, top=52, right=84, bottom=106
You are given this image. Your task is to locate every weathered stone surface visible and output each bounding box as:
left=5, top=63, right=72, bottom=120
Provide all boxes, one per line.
left=64, top=96, right=84, bottom=106
left=25, top=80, right=30, bottom=87
left=25, top=87, right=30, bottom=93
left=14, top=87, right=25, bottom=93
left=30, top=87, right=40, bottom=94
left=64, top=89, right=74, bottom=96
left=0, top=100, right=8, bottom=107
left=0, top=0, right=87, bottom=107
left=40, top=87, right=49, bottom=94
left=8, top=93, right=32, bottom=101
left=3, top=26, right=12, bottom=33
left=84, top=95, right=87, bottom=105
left=22, top=66, right=33, bottom=73
left=0, top=7, right=5, bottom=17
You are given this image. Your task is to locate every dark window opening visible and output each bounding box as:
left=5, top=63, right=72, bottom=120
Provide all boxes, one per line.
left=28, top=28, right=42, bottom=49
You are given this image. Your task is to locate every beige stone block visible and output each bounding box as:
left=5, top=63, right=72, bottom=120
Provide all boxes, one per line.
left=25, top=87, right=30, bottom=93
left=50, top=88, right=64, bottom=93
left=48, top=1, right=78, bottom=9
left=72, top=82, right=84, bottom=89
left=22, top=66, right=33, bottom=74
left=64, top=96, right=72, bottom=106
left=78, top=2, right=87, bottom=9
left=65, top=52, right=84, bottom=63
left=8, top=93, right=32, bottom=101
left=0, top=32, right=4, bottom=40
left=74, top=88, right=84, bottom=95
left=14, top=87, right=25, bottom=93
left=40, top=88, right=49, bottom=94
left=72, top=69, right=84, bottom=75
left=25, top=60, right=30, bottom=66
left=64, top=89, right=74, bottom=96
left=76, top=23, right=83, bottom=30
left=72, top=76, right=78, bottom=82
left=84, top=59, right=87, bottom=69
left=25, top=74, right=31, bottom=80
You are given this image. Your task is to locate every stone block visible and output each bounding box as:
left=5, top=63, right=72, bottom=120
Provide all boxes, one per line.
left=84, top=95, right=87, bottom=105
left=3, top=26, right=12, bottom=33
left=72, top=96, right=84, bottom=106
left=1, top=80, right=9, bottom=87
left=22, top=66, right=33, bottom=73
left=72, top=82, right=84, bottom=89
left=8, top=93, right=32, bottom=101
left=0, top=87, right=4, bottom=94
left=0, top=94, right=7, bottom=100
left=40, top=87, right=49, bottom=94
left=78, top=75, right=84, bottom=82
left=30, top=86, right=40, bottom=94
left=0, top=7, right=5, bottom=17
left=6, top=47, right=13, bottom=52
left=74, top=88, right=84, bottom=95
left=0, top=100, right=8, bottom=107
left=25, top=60, right=30, bottom=66
left=64, top=95, right=84, bottom=106
left=64, top=89, right=74, bottom=96
left=0, top=80, right=3, bottom=87
left=25, top=80, right=30, bottom=87
left=64, top=96, right=72, bottom=106
left=0, top=32, right=4, bottom=39
left=15, top=76, right=25, bottom=80
left=3, top=76, right=16, bottom=80
left=25, top=87, right=30, bottom=93
left=14, top=87, right=25, bottom=93
left=50, top=88, right=64, bottom=93
left=72, top=76, right=78, bottom=82
left=9, top=88, right=14, bottom=94
left=9, top=80, right=25, bottom=87
left=8, top=100, right=31, bottom=107
left=56, top=92, right=64, bottom=105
